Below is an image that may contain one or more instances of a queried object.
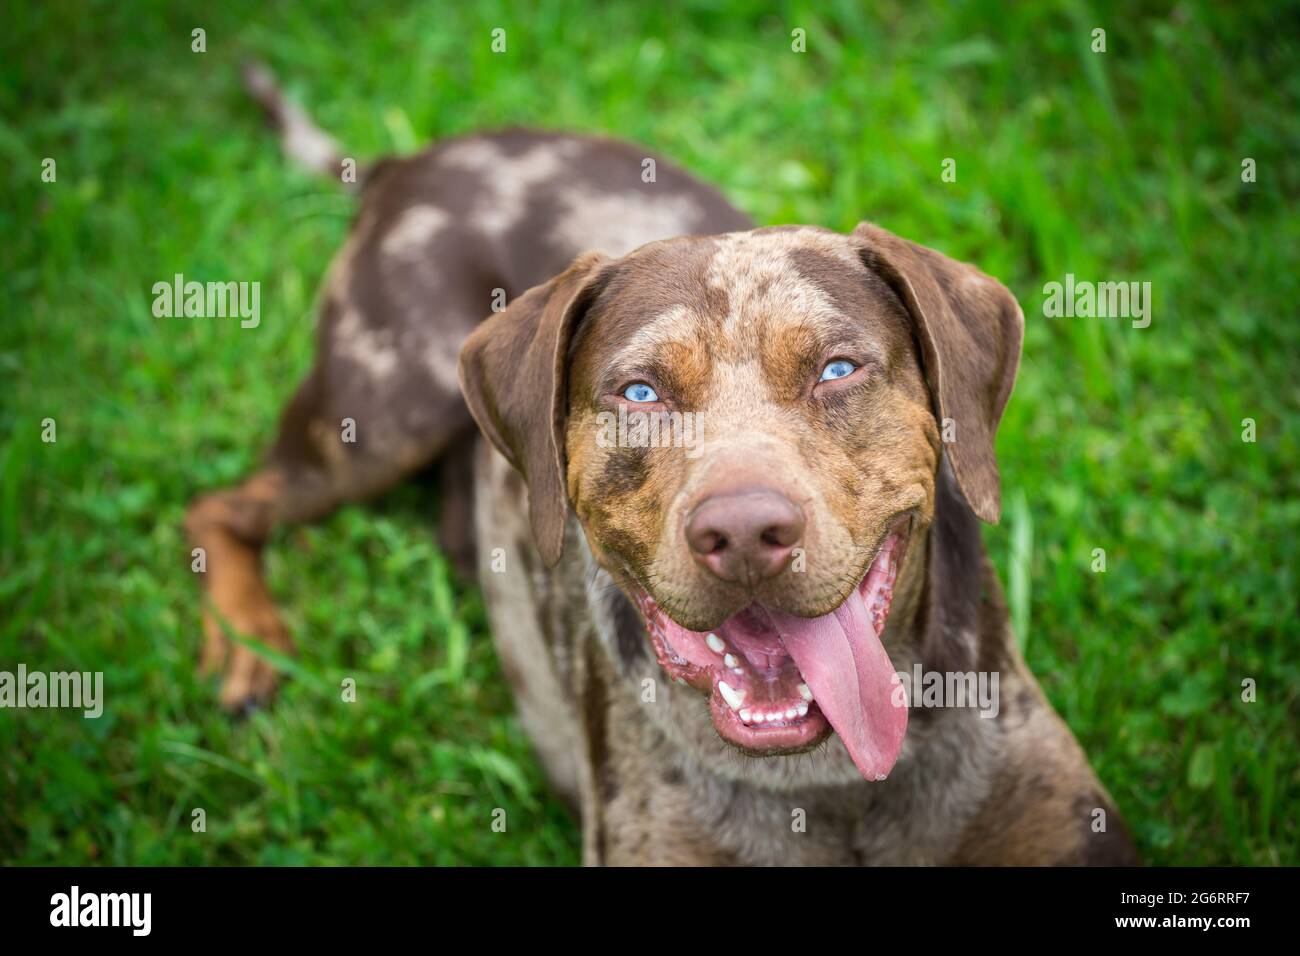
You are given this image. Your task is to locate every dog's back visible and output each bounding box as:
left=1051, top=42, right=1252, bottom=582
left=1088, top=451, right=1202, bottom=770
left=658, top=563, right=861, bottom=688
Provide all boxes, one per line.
left=188, top=66, right=750, bottom=712
left=305, top=126, right=751, bottom=466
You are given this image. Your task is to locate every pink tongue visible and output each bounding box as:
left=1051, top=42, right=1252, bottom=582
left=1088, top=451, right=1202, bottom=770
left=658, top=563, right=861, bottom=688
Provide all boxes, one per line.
left=767, top=589, right=908, bottom=780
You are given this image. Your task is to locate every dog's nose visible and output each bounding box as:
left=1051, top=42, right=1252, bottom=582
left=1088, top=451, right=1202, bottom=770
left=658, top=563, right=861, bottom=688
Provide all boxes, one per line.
left=685, top=488, right=805, bottom=584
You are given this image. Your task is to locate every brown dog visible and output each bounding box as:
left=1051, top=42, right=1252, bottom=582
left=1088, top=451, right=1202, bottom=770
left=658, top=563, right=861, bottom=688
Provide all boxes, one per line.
left=190, top=68, right=1137, bottom=865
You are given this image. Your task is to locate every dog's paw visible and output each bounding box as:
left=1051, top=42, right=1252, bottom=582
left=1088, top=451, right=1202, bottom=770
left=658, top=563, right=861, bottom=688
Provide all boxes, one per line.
left=199, top=604, right=292, bottom=716
left=217, top=649, right=282, bottom=715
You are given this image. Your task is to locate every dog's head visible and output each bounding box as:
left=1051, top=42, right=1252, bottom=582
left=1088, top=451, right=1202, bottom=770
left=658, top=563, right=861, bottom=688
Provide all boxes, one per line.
left=459, top=224, right=1022, bottom=781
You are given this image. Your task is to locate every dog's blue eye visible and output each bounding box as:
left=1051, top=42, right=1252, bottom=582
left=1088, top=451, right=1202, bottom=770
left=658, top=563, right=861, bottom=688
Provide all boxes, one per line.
left=819, top=360, right=857, bottom=382
left=624, top=383, right=659, bottom=403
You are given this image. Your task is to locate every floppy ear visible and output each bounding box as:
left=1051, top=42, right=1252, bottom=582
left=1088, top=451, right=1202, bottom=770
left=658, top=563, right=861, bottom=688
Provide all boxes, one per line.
left=852, top=222, right=1023, bottom=523
left=458, top=251, right=613, bottom=567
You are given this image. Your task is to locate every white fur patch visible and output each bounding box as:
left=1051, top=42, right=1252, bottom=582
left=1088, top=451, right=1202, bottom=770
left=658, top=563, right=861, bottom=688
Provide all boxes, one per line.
left=549, top=186, right=703, bottom=257
left=334, top=307, right=399, bottom=381
left=704, top=229, right=860, bottom=333
left=440, top=139, right=581, bottom=235
left=423, top=333, right=463, bottom=392
left=381, top=204, right=451, bottom=257
left=619, top=304, right=698, bottom=360
left=440, top=139, right=704, bottom=255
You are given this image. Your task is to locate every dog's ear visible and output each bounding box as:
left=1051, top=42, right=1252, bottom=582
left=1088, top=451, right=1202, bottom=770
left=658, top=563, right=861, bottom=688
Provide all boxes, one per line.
left=458, top=251, right=613, bottom=567
left=852, top=222, right=1023, bottom=523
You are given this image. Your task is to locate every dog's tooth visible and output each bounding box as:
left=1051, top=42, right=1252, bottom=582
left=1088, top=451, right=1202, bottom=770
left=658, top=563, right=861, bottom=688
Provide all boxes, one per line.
left=724, top=653, right=738, bottom=668
left=796, top=702, right=809, bottom=717
left=785, top=707, right=797, bottom=720
left=798, top=683, right=813, bottom=701
left=717, top=680, right=746, bottom=711
left=706, top=633, right=725, bottom=654
left=739, top=708, right=753, bottom=723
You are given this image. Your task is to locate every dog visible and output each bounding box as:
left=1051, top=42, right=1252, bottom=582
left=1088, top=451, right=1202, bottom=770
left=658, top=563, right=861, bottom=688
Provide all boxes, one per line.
left=188, top=66, right=1137, bottom=865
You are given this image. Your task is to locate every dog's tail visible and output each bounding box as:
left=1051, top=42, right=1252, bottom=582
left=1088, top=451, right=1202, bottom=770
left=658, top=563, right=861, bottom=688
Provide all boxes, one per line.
left=241, top=60, right=351, bottom=182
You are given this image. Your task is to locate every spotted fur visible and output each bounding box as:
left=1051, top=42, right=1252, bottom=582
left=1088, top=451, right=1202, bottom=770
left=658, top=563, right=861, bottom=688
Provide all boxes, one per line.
left=463, top=224, right=1138, bottom=866
left=193, top=67, right=1135, bottom=864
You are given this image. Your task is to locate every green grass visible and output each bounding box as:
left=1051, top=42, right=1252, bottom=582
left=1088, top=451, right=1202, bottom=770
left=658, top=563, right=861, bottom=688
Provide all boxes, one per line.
left=2, top=0, right=1297, bottom=865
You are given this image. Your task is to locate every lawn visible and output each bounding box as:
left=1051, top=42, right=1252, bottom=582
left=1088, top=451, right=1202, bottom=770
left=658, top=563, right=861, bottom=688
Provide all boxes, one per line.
left=1, top=0, right=1296, bottom=865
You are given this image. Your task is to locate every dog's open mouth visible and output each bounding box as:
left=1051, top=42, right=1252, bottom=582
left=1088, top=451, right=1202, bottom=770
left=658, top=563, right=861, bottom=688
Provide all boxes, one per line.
left=633, top=517, right=911, bottom=781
